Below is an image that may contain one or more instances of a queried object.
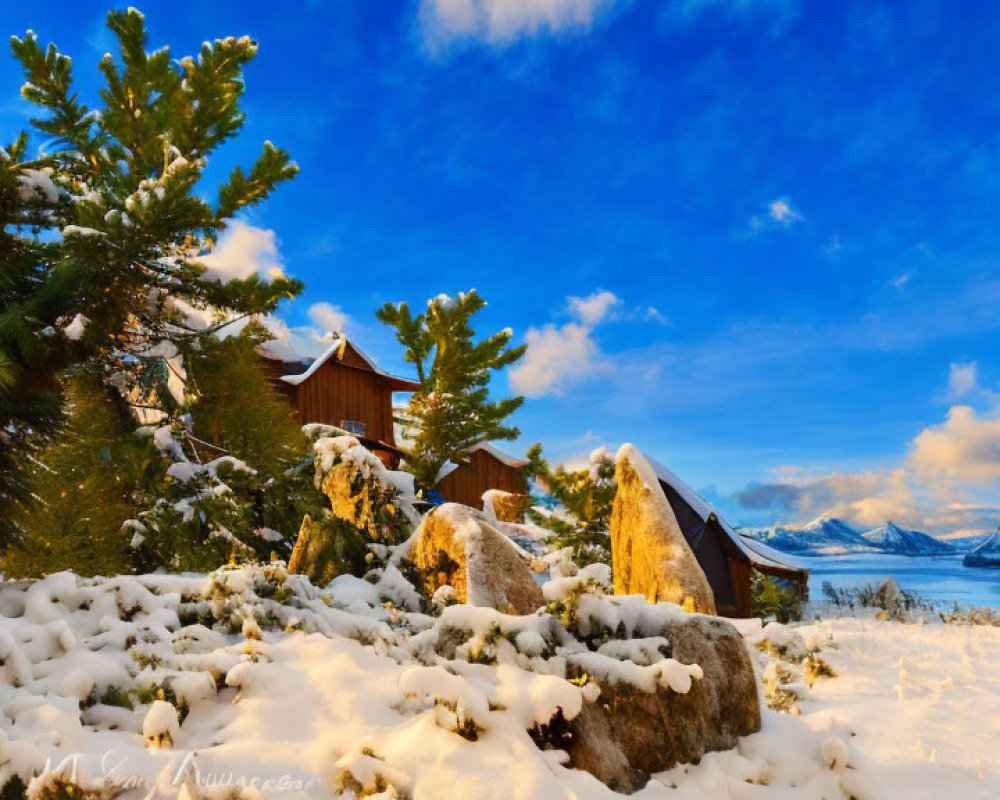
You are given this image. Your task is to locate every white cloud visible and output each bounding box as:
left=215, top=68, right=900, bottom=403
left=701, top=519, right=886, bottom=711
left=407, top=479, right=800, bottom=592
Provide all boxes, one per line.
left=419, top=0, right=612, bottom=47
left=510, top=290, right=622, bottom=397
left=308, top=302, right=352, bottom=336
left=249, top=315, right=332, bottom=362
left=748, top=196, right=803, bottom=233
left=892, top=272, right=912, bottom=288
left=568, top=290, right=620, bottom=325
left=735, top=465, right=927, bottom=531
left=644, top=306, right=671, bottom=325
left=198, top=221, right=286, bottom=284
left=947, top=361, right=977, bottom=400
left=732, top=461, right=999, bottom=535
left=768, top=197, right=802, bottom=226
left=731, top=364, right=1000, bottom=535
left=509, top=322, right=602, bottom=397
left=799, top=468, right=926, bottom=531
left=510, top=290, right=672, bottom=397
left=906, top=405, right=1000, bottom=495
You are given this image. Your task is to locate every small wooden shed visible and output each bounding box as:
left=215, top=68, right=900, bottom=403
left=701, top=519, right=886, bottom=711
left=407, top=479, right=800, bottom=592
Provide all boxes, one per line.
left=436, top=443, right=528, bottom=509
left=264, top=337, right=419, bottom=466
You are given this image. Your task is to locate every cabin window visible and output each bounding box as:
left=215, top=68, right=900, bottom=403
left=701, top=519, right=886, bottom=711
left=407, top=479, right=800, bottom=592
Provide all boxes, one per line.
left=340, top=419, right=367, bottom=437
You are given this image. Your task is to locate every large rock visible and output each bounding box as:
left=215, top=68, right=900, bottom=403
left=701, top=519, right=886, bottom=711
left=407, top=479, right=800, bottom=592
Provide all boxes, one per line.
left=482, top=490, right=531, bottom=523
left=610, top=455, right=716, bottom=614
left=320, top=458, right=411, bottom=545
left=567, top=614, right=761, bottom=793
left=289, top=436, right=419, bottom=585
left=287, top=514, right=344, bottom=586
left=410, top=503, right=544, bottom=615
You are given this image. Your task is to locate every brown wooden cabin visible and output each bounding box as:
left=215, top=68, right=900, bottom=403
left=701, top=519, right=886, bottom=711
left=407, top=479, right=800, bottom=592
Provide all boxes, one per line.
left=261, top=337, right=419, bottom=467
left=635, top=449, right=809, bottom=618
left=436, top=443, right=528, bottom=508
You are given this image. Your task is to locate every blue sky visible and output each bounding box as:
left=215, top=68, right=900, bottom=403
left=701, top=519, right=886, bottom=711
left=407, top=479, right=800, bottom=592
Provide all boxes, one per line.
left=4, top=0, right=1000, bottom=535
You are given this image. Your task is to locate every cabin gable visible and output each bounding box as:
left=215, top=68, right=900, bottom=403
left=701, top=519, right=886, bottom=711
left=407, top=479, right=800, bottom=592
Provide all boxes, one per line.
left=288, top=358, right=396, bottom=444
left=265, top=337, right=419, bottom=464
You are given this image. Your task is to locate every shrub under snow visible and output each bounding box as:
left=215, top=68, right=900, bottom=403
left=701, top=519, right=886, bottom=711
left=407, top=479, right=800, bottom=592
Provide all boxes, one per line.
left=0, top=560, right=995, bottom=799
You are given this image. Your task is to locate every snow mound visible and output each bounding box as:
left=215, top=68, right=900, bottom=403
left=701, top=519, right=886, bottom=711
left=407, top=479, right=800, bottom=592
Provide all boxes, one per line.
left=0, top=561, right=996, bottom=798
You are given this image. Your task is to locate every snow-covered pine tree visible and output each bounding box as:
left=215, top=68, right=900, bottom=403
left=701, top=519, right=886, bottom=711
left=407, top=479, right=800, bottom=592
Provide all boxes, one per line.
left=128, top=445, right=272, bottom=573
left=376, top=290, right=526, bottom=490
left=524, top=444, right=616, bottom=566
left=1, top=10, right=301, bottom=559
left=186, top=324, right=304, bottom=476
left=6, top=8, right=301, bottom=418
left=0, top=132, right=66, bottom=546
left=119, top=323, right=312, bottom=573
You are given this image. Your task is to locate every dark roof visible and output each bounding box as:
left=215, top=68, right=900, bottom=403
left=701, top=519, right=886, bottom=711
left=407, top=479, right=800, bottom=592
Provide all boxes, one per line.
left=277, top=336, right=420, bottom=392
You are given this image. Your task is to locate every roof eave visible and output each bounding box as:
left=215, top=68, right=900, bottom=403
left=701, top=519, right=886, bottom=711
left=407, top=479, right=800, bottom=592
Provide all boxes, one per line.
left=384, top=376, right=421, bottom=392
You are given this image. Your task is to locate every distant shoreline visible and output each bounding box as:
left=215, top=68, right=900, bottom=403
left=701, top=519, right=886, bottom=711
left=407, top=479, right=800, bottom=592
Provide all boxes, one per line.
left=806, top=553, right=1000, bottom=609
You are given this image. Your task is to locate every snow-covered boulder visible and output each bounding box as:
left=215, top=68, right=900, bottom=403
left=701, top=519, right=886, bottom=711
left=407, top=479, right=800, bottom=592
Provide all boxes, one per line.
left=566, top=613, right=761, bottom=792
left=482, top=489, right=530, bottom=523
left=427, top=573, right=761, bottom=794
left=288, top=434, right=421, bottom=585
left=410, top=503, right=544, bottom=615
left=875, top=577, right=904, bottom=615
left=315, top=434, right=418, bottom=544
left=610, top=452, right=716, bottom=614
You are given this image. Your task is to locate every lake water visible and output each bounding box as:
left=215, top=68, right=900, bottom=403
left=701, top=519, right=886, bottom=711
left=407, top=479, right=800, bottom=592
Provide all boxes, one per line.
left=805, top=554, right=1000, bottom=609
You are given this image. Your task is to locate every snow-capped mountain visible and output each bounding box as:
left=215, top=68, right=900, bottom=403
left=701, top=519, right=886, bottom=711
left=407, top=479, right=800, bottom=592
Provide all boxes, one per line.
left=861, top=522, right=956, bottom=556
left=748, top=516, right=881, bottom=556
left=944, top=532, right=993, bottom=552
left=963, top=527, right=1000, bottom=567
left=747, top=516, right=958, bottom=557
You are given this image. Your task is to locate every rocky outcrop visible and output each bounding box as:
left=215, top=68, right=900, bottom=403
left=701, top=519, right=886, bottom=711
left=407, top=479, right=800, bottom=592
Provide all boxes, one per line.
left=289, top=435, right=418, bottom=585
left=319, top=456, right=412, bottom=545
left=610, top=455, right=716, bottom=614
left=287, top=514, right=344, bottom=586
left=410, top=504, right=544, bottom=615
left=875, top=578, right=903, bottom=613
left=483, top=490, right=531, bottom=524
left=567, top=614, right=760, bottom=793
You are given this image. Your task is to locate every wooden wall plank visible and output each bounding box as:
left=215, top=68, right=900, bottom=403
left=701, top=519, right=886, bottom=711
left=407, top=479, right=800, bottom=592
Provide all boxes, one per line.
left=437, top=449, right=528, bottom=508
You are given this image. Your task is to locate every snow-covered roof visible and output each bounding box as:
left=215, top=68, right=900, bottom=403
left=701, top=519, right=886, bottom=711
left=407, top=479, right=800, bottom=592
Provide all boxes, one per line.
left=616, top=443, right=756, bottom=563
left=434, top=443, right=528, bottom=484
left=436, top=460, right=460, bottom=483
left=467, top=442, right=529, bottom=469
left=279, top=336, right=419, bottom=390
left=739, top=534, right=811, bottom=572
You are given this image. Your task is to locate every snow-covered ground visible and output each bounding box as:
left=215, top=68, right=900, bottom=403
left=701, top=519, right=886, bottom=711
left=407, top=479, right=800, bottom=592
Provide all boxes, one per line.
left=1, top=566, right=998, bottom=800
left=780, top=616, right=1000, bottom=799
